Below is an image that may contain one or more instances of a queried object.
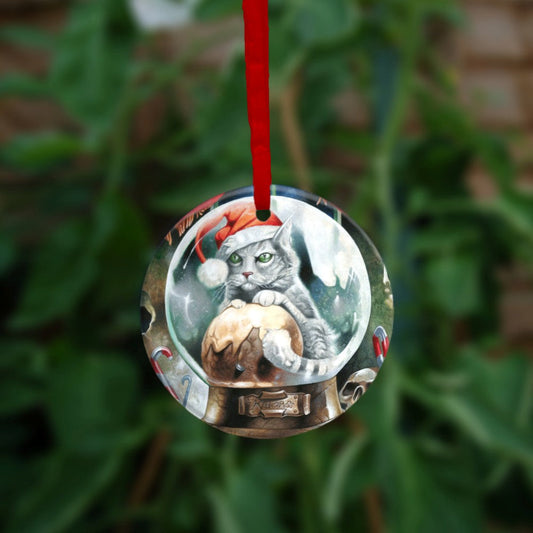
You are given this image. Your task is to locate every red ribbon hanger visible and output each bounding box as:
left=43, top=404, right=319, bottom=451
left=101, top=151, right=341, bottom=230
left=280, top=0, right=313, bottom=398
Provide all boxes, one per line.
left=243, top=0, right=271, bottom=219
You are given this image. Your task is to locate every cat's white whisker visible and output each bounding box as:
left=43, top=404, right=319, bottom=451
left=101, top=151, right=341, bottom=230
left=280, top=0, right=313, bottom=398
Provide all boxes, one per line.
left=212, top=286, right=225, bottom=302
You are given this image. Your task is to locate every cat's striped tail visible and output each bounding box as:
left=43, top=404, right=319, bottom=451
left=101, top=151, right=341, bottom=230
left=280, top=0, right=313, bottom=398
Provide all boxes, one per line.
left=261, top=329, right=333, bottom=377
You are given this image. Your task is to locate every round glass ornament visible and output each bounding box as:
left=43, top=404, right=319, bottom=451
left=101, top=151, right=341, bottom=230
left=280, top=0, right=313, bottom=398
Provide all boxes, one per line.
left=140, top=185, right=393, bottom=438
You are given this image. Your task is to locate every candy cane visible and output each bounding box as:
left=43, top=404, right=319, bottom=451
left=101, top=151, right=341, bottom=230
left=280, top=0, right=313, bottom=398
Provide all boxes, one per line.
left=150, top=346, right=180, bottom=401
left=372, top=326, right=389, bottom=368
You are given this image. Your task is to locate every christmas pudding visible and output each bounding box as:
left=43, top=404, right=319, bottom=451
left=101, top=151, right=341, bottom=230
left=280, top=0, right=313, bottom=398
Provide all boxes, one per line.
left=201, top=303, right=304, bottom=386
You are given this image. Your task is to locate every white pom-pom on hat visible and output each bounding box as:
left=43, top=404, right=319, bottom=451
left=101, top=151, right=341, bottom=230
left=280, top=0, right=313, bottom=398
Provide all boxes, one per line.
left=197, top=258, right=228, bottom=288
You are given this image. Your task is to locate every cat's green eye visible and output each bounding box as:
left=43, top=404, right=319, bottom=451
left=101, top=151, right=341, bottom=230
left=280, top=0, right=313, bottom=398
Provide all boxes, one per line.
left=229, top=253, right=242, bottom=265
left=257, top=253, right=273, bottom=263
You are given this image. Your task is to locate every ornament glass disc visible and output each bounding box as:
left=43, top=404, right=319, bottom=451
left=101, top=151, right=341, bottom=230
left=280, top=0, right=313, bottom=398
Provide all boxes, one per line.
left=140, top=186, right=393, bottom=438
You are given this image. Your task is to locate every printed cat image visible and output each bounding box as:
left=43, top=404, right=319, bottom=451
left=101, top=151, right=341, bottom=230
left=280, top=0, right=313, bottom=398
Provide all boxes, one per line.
left=215, top=222, right=336, bottom=376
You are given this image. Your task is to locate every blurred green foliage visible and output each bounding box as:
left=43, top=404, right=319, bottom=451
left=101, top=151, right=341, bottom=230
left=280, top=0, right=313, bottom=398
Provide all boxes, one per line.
left=1, top=0, right=532, bottom=532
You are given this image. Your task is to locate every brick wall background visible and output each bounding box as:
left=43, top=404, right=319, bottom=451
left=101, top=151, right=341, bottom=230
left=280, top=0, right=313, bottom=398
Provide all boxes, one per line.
left=458, top=0, right=533, bottom=349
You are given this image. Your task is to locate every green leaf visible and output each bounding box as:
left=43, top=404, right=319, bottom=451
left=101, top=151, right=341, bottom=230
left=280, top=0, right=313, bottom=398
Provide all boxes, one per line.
left=299, top=55, right=352, bottom=152
left=47, top=352, right=139, bottom=453
left=0, top=133, right=83, bottom=171
left=0, top=26, right=56, bottom=49
left=476, top=133, right=515, bottom=190
left=289, top=0, right=359, bottom=47
left=7, top=451, right=123, bottom=533
left=458, top=349, right=532, bottom=421
left=0, top=74, right=50, bottom=98
left=49, top=0, right=137, bottom=136
left=439, top=394, right=533, bottom=466
left=323, top=434, right=368, bottom=524
left=10, top=219, right=97, bottom=329
left=0, top=340, right=45, bottom=374
left=0, top=381, right=43, bottom=417
left=208, top=486, right=243, bottom=533
left=416, top=89, right=474, bottom=140
left=495, top=191, right=533, bottom=245
left=401, top=356, right=533, bottom=468
left=195, top=0, right=241, bottom=20
left=379, top=436, right=483, bottom=533
left=0, top=234, right=16, bottom=276
left=268, top=16, right=305, bottom=92
left=212, top=453, right=288, bottom=533
left=193, top=57, right=250, bottom=167
left=425, top=252, right=481, bottom=316
left=88, top=195, right=150, bottom=312
left=411, top=224, right=479, bottom=255
left=421, top=0, right=465, bottom=25
left=0, top=341, right=47, bottom=415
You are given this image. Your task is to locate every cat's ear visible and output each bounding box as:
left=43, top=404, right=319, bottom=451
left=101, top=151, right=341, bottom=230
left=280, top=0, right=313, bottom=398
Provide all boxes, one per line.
left=273, top=221, right=292, bottom=248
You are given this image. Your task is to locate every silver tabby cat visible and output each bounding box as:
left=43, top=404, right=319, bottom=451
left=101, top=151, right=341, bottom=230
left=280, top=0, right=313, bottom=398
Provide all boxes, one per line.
left=218, top=222, right=335, bottom=376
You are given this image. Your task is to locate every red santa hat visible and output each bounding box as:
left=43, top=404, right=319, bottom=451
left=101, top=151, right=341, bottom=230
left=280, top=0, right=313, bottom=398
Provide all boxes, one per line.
left=195, top=202, right=283, bottom=288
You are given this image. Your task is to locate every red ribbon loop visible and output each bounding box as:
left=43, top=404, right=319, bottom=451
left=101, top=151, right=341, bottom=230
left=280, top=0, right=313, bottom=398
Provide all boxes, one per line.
left=243, top=0, right=271, bottom=213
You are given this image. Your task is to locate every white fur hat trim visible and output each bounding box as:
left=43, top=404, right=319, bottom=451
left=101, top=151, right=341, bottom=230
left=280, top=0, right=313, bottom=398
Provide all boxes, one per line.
left=218, top=225, right=279, bottom=259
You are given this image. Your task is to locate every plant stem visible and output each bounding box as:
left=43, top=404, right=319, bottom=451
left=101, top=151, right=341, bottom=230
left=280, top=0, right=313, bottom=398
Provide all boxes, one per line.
left=117, top=429, right=171, bottom=533
left=374, top=3, right=420, bottom=273
left=279, top=70, right=313, bottom=192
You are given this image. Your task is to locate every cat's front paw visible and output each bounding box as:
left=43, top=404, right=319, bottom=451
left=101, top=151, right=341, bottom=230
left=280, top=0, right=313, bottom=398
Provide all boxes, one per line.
left=228, top=299, right=246, bottom=309
left=253, top=290, right=286, bottom=308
